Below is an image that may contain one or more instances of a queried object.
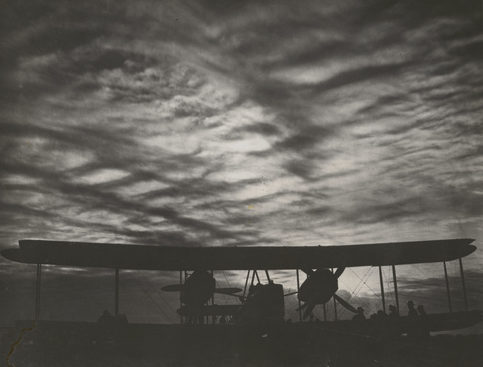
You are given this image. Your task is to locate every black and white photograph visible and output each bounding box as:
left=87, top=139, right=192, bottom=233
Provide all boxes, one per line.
left=1, top=1, right=482, bottom=366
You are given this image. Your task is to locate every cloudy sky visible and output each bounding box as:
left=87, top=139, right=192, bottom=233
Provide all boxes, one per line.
left=0, top=0, right=482, bottom=326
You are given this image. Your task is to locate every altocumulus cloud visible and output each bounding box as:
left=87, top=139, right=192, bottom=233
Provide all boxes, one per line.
left=0, top=0, right=482, bottom=323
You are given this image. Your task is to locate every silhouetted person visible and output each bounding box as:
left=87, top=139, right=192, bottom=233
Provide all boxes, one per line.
left=376, top=310, right=387, bottom=320
left=388, top=305, right=399, bottom=318
left=374, top=310, right=391, bottom=339
left=115, top=313, right=128, bottom=325
left=407, top=301, right=418, bottom=339
left=417, top=305, right=430, bottom=339
left=417, top=304, right=426, bottom=317
left=387, top=305, right=400, bottom=338
left=219, top=316, right=226, bottom=324
left=352, top=307, right=366, bottom=321
left=97, top=309, right=115, bottom=326
left=407, top=300, right=417, bottom=318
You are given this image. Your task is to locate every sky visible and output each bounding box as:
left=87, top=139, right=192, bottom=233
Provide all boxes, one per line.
left=0, top=0, right=482, bottom=327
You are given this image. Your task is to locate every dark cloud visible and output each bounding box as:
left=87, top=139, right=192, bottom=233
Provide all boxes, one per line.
left=238, top=122, right=281, bottom=136
left=284, top=159, right=316, bottom=180
left=277, top=125, right=334, bottom=152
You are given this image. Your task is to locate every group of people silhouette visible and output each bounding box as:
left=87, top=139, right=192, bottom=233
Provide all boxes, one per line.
left=97, top=310, right=128, bottom=326
left=352, top=300, right=430, bottom=338
left=353, top=300, right=427, bottom=320
left=95, top=299, right=431, bottom=339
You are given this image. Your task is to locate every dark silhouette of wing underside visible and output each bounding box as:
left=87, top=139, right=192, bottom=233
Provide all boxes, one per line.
left=1, top=238, right=475, bottom=270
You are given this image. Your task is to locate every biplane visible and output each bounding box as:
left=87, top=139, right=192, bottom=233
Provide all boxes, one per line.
left=1, top=237, right=481, bottom=337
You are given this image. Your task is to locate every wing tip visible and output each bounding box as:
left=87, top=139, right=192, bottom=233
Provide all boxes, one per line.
left=466, top=244, right=477, bottom=256
left=1, top=248, right=22, bottom=262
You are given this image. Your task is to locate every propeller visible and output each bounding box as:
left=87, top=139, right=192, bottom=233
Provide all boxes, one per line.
left=297, top=267, right=358, bottom=319
left=301, top=268, right=314, bottom=276
left=331, top=267, right=357, bottom=314
left=333, top=294, right=358, bottom=314
left=333, top=267, right=345, bottom=279
left=162, top=285, right=241, bottom=295
left=162, top=284, right=183, bottom=292
left=214, top=287, right=242, bottom=296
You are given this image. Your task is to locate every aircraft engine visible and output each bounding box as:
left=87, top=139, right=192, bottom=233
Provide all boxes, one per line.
left=181, top=270, right=216, bottom=306
left=162, top=271, right=242, bottom=308
left=298, top=268, right=338, bottom=305
left=297, top=267, right=357, bottom=319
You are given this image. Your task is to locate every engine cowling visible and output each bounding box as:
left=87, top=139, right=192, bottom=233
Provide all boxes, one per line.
left=180, top=270, right=216, bottom=306
left=298, top=269, right=338, bottom=304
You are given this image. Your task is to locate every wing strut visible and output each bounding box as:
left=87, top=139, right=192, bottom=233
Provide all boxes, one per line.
left=443, top=261, right=452, bottom=313
left=296, top=269, right=302, bottom=321
left=250, top=270, right=257, bottom=287
left=378, top=266, right=386, bottom=313
left=333, top=296, right=338, bottom=320
left=264, top=270, right=271, bottom=282
left=179, top=271, right=183, bottom=324
left=35, top=264, right=42, bottom=321
left=210, top=270, right=215, bottom=325
left=459, top=258, right=468, bottom=311
left=332, top=268, right=338, bottom=320
left=114, top=268, right=119, bottom=316
left=242, top=270, right=251, bottom=301
left=392, top=265, right=399, bottom=314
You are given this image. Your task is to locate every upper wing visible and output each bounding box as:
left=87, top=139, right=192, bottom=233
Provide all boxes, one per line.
left=1, top=238, right=476, bottom=270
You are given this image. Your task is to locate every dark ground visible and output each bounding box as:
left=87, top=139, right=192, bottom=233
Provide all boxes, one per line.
left=1, top=322, right=482, bottom=367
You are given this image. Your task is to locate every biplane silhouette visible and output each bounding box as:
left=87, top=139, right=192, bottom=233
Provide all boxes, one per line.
left=1, top=237, right=480, bottom=337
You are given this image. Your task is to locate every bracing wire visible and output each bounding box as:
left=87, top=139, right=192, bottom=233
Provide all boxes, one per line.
left=338, top=267, right=375, bottom=318
left=222, top=270, right=232, bottom=288
left=349, top=266, right=377, bottom=298
left=131, top=275, right=175, bottom=322
left=383, top=267, right=395, bottom=305
left=140, top=285, right=172, bottom=322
